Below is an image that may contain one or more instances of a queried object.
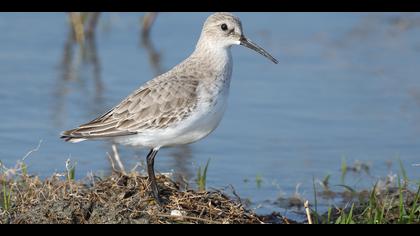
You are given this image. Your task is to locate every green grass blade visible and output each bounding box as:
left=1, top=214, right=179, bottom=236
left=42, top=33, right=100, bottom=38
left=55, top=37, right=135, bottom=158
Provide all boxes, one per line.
left=197, top=159, right=210, bottom=192
left=397, top=158, right=408, bottom=185
left=312, top=176, right=319, bottom=224
left=367, top=182, right=378, bottom=224
left=341, top=157, right=347, bottom=184
left=255, top=174, right=263, bottom=189
left=68, top=166, right=76, bottom=181
left=408, top=184, right=420, bottom=224
left=397, top=174, right=407, bottom=223
left=65, top=159, right=77, bottom=181
left=2, top=179, right=11, bottom=212
left=336, top=184, right=357, bottom=194
left=335, top=215, right=343, bottom=224
left=202, top=159, right=210, bottom=189
left=346, top=203, right=355, bottom=224
left=326, top=207, right=332, bottom=224
left=21, top=163, right=27, bottom=176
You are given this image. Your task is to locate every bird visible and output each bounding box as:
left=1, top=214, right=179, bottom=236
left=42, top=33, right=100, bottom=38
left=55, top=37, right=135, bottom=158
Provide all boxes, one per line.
left=61, top=12, right=278, bottom=205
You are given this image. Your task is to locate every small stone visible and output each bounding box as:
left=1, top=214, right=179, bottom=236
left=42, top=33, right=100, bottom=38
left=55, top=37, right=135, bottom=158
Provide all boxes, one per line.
left=170, top=210, right=184, bottom=218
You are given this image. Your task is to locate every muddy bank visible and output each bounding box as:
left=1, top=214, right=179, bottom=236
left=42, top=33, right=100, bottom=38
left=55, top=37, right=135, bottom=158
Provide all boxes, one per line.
left=0, top=173, right=290, bottom=224
left=1, top=170, right=418, bottom=224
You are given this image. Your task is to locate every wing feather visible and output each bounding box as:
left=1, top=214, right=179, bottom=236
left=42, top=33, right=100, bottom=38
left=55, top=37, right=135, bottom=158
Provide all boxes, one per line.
left=61, top=77, right=199, bottom=141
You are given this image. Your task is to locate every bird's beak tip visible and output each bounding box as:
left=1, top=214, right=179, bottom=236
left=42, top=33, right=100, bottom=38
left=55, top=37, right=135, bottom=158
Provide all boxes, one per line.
left=239, top=36, right=278, bottom=65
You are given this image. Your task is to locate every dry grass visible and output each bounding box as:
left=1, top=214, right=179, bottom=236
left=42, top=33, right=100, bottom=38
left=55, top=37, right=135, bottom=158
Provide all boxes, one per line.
left=0, top=172, right=272, bottom=224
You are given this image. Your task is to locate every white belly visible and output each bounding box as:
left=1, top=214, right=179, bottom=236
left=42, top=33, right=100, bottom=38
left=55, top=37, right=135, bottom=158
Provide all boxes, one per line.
left=114, top=83, right=230, bottom=148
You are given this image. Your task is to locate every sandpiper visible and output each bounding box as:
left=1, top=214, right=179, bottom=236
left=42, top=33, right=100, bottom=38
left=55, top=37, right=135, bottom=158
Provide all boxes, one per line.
left=61, top=12, right=278, bottom=205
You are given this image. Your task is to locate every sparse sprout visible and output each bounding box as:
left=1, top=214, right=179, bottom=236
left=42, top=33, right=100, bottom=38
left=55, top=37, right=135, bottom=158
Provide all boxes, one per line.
left=65, top=159, right=77, bottom=181
left=341, top=157, right=347, bottom=184
left=196, top=159, right=210, bottom=192
left=1, top=179, right=11, bottom=212
left=255, top=174, right=263, bottom=189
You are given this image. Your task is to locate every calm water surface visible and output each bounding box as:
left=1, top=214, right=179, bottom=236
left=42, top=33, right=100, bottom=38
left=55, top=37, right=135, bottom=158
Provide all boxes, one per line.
left=1, top=13, right=420, bottom=218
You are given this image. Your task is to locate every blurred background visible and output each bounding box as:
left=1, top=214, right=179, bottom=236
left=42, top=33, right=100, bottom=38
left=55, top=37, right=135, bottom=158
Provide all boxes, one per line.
left=0, top=12, right=420, bottom=219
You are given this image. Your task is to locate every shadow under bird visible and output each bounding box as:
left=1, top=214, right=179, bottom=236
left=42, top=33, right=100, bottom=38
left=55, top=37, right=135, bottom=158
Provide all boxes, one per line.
left=61, top=12, right=278, bottom=205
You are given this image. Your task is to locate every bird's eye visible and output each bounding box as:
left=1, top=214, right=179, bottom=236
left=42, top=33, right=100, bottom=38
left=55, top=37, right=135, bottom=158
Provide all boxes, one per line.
left=221, top=24, right=228, bottom=31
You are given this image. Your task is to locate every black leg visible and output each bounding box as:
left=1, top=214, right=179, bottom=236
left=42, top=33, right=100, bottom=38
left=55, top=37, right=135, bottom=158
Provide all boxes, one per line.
left=146, top=148, right=162, bottom=205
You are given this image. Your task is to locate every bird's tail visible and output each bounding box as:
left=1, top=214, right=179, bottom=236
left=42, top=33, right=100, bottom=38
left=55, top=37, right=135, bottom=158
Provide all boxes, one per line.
left=60, top=129, right=87, bottom=143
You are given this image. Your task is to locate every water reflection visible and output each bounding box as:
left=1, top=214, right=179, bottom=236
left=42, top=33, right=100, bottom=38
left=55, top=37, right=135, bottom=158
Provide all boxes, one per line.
left=141, top=31, right=164, bottom=76
left=168, top=145, right=194, bottom=189
left=52, top=13, right=105, bottom=130
left=141, top=12, right=158, bottom=39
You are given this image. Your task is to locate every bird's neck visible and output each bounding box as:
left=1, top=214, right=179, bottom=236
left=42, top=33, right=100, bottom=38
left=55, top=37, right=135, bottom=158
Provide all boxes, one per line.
left=192, top=41, right=233, bottom=78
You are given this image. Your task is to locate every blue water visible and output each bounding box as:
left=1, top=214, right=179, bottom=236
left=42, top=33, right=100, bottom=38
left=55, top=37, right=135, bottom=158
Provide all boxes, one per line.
left=1, top=13, right=420, bottom=218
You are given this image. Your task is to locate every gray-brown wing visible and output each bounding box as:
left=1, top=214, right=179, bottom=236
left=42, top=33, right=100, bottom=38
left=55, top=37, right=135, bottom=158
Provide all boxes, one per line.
left=61, top=78, right=200, bottom=140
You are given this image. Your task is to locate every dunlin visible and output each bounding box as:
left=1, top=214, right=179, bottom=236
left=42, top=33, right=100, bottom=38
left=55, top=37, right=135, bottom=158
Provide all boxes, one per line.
left=61, top=12, right=278, bottom=205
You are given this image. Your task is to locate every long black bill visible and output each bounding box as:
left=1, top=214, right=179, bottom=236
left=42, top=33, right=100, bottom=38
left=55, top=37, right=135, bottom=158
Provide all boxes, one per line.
left=240, top=36, right=278, bottom=64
